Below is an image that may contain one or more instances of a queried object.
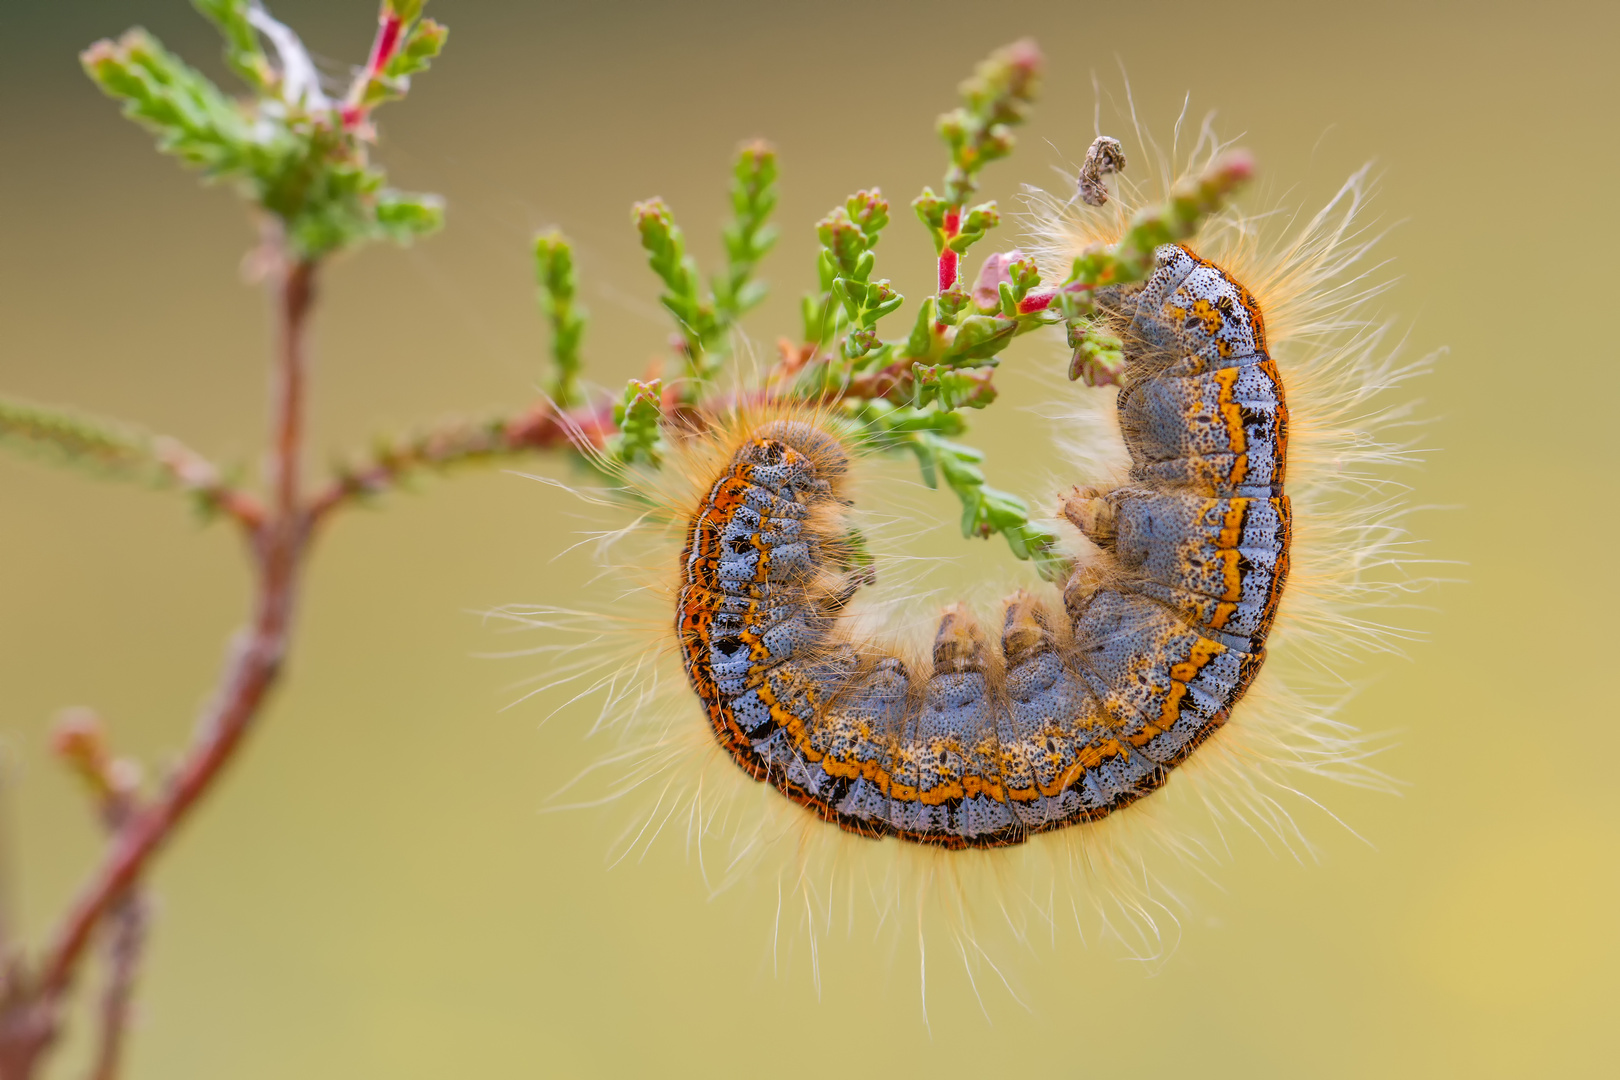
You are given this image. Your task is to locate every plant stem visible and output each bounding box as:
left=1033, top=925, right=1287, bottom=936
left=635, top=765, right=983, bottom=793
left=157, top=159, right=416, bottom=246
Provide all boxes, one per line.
left=86, top=783, right=144, bottom=1080
left=269, top=252, right=314, bottom=530
left=87, top=893, right=145, bottom=1080
left=33, top=244, right=319, bottom=1023
left=152, top=437, right=265, bottom=531
left=303, top=399, right=616, bottom=527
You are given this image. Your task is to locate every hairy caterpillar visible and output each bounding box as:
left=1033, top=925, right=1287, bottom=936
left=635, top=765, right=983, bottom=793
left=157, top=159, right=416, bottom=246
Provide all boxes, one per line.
left=677, top=245, right=1285, bottom=848
left=512, top=113, right=1420, bottom=973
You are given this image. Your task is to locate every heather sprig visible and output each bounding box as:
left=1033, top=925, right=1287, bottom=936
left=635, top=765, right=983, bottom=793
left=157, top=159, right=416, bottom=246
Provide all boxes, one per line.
left=765, top=40, right=1065, bottom=574
left=635, top=142, right=782, bottom=396
left=937, top=38, right=1041, bottom=206
left=633, top=198, right=723, bottom=389
left=845, top=398, right=968, bottom=443
left=842, top=395, right=1063, bottom=576
left=80, top=28, right=255, bottom=179
left=0, top=396, right=256, bottom=523
left=714, top=141, right=779, bottom=325
left=607, top=379, right=666, bottom=467
left=81, top=1, right=446, bottom=259
left=191, top=0, right=274, bottom=92
left=0, top=397, right=168, bottom=486
left=910, top=36, right=1039, bottom=304
left=802, top=189, right=903, bottom=366
left=791, top=41, right=1048, bottom=400
left=911, top=433, right=1065, bottom=579
left=344, top=1, right=449, bottom=120
left=533, top=231, right=588, bottom=408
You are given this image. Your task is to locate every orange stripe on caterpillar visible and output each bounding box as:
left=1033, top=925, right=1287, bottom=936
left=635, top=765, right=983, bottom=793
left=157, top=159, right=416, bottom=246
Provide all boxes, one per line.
left=675, top=244, right=1289, bottom=849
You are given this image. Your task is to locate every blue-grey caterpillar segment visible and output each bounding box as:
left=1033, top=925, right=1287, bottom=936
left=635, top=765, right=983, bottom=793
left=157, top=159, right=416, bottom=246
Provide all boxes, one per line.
left=676, top=243, right=1289, bottom=849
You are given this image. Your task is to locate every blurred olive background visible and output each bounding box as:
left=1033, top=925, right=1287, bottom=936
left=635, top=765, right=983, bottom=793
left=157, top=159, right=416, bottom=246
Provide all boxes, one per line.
left=2, top=0, right=1617, bottom=1076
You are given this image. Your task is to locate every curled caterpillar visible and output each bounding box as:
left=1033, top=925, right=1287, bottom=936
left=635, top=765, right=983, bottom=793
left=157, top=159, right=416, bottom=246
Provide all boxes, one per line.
left=677, top=243, right=1287, bottom=849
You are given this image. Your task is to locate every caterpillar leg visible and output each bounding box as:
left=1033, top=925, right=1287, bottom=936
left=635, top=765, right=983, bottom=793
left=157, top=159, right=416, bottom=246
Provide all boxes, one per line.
left=891, top=607, right=1023, bottom=849
left=1062, top=485, right=1123, bottom=548
left=999, top=593, right=1107, bottom=831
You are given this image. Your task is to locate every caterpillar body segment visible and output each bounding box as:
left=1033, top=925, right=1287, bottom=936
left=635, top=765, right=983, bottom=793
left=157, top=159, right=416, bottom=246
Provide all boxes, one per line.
left=675, top=243, right=1290, bottom=849
left=1109, top=244, right=1287, bottom=499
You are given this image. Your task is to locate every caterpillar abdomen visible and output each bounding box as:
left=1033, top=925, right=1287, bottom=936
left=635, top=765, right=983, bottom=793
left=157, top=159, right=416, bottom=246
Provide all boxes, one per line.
left=676, top=243, right=1290, bottom=849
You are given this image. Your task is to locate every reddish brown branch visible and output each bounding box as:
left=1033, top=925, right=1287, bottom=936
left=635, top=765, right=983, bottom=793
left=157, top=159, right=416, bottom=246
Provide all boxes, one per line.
left=268, top=258, right=314, bottom=526
left=0, top=964, right=52, bottom=1080
left=21, top=248, right=622, bottom=1053
left=75, top=736, right=146, bottom=1080
left=151, top=436, right=265, bottom=533
left=88, top=894, right=145, bottom=1080
left=304, top=399, right=615, bottom=529
left=840, top=357, right=917, bottom=403
left=765, top=340, right=919, bottom=408
left=37, top=610, right=291, bottom=1004
left=31, top=253, right=319, bottom=1028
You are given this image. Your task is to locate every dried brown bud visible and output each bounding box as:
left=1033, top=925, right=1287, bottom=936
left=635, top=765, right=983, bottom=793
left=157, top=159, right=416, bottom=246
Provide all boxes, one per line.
left=1079, top=135, right=1127, bottom=207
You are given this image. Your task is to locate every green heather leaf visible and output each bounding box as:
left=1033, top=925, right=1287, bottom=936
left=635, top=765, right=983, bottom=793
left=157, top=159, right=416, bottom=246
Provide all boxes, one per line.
left=374, top=191, right=445, bottom=241
left=81, top=30, right=254, bottom=179
left=385, top=19, right=448, bottom=81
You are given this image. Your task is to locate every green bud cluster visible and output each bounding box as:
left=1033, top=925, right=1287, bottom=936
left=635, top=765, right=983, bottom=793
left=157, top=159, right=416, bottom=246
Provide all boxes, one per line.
left=910, top=364, right=997, bottom=411
left=607, top=379, right=665, bottom=467
left=992, top=254, right=1042, bottom=315
left=1065, top=319, right=1126, bottom=387
left=911, top=190, right=1000, bottom=260
left=950, top=202, right=1001, bottom=255
left=800, top=189, right=905, bottom=369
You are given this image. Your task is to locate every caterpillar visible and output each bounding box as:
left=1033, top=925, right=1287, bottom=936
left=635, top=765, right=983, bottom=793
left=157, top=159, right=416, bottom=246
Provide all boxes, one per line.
left=676, top=243, right=1288, bottom=850
left=510, top=112, right=1420, bottom=969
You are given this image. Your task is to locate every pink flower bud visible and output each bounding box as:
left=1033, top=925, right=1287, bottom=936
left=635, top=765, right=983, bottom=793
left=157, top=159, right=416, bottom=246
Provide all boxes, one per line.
left=1017, top=287, right=1056, bottom=314
left=972, top=249, right=1025, bottom=310
left=938, top=249, right=961, bottom=293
